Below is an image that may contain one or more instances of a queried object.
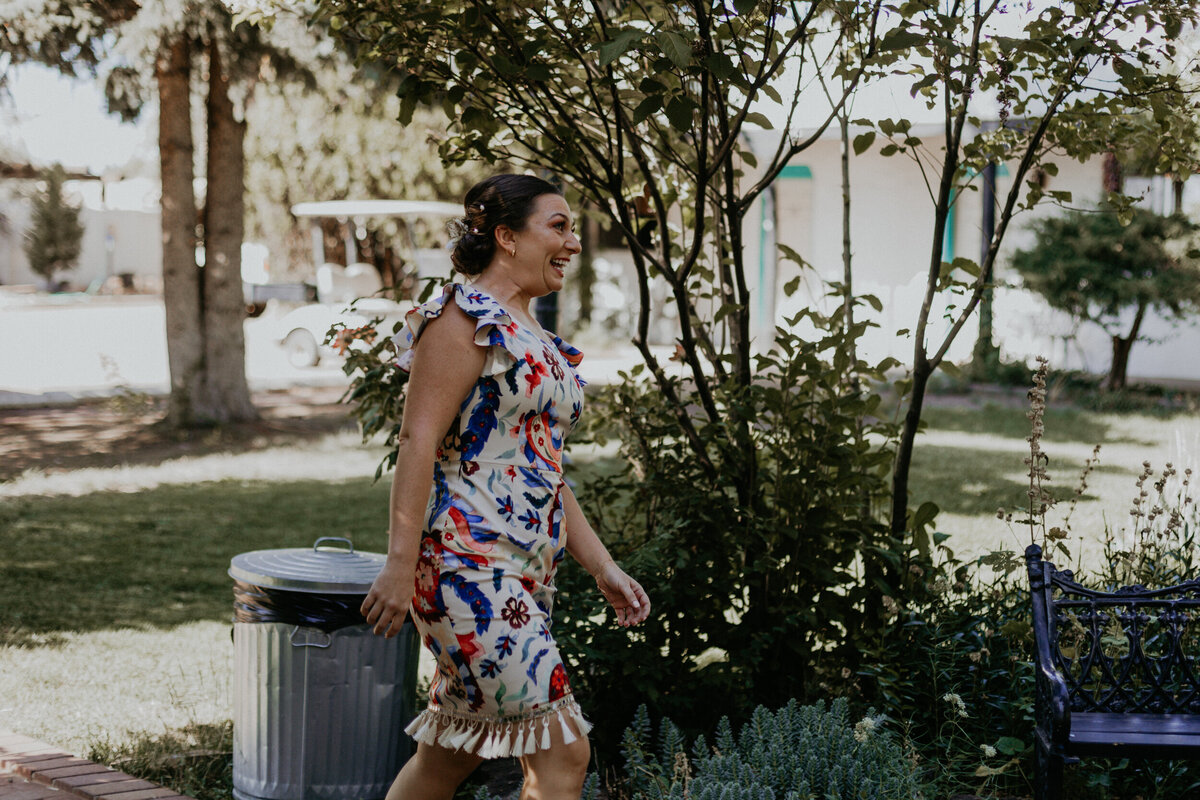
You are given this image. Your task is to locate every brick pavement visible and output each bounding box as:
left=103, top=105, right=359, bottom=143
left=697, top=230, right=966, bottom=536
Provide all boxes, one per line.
left=0, top=733, right=193, bottom=800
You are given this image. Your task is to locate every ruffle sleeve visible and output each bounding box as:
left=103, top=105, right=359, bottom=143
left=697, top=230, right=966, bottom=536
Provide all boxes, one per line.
left=392, top=283, right=523, bottom=376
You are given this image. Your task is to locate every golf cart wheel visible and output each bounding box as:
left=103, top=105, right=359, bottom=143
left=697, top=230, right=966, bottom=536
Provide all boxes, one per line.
left=284, top=329, right=320, bottom=368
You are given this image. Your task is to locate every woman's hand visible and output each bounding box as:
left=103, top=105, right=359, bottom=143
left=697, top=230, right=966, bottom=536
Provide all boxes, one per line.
left=595, top=561, right=651, bottom=628
left=361, top=558, right=414, bottom=638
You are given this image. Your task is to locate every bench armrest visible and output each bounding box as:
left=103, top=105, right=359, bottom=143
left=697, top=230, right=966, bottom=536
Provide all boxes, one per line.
left=1034, top=655, right=1071, bottom=743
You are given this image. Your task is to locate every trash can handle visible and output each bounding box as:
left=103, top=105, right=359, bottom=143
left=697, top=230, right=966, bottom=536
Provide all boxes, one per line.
left=290, top=626, right=333, bottom=649
left=313, top=536, right=354, bottom=553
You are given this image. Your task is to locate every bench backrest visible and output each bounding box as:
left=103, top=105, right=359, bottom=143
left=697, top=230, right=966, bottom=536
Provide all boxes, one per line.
left=1026, top=544, right=1200, bottom=714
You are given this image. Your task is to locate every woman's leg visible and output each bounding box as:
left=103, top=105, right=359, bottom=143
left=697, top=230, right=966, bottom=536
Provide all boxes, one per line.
left=516, top=717, right=590, bottom=800
left=385, top=741, right=483, bottom=800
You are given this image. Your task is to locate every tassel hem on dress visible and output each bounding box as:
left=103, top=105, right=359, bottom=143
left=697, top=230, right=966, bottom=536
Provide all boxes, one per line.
left=404, top=695, right=593, bottom=758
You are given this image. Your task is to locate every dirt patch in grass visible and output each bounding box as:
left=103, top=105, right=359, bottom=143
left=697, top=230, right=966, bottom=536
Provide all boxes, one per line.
left=0, top=385, right=357, bottom=482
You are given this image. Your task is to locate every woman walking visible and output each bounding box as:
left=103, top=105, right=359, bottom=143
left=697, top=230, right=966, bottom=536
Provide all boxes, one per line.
left=361, top=174, right=650, bottom=800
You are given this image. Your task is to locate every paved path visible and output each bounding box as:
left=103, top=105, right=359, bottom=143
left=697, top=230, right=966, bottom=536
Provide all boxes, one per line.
left=0, top=733, right=191, bottom=800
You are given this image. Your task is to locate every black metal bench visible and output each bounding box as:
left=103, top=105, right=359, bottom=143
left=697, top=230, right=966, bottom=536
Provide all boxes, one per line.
left=1026, top=543, right=1200, bottom=799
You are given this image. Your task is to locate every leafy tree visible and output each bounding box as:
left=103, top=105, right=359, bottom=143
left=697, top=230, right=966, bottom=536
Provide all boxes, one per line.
left=303, top=0, right=912, bottom=741
left=856, top=0, right=1200, bottom=541
left=6, top=1, right=314, bottom=427
left=23, top=164, right=85, bottom=286
left=108, top=3, right=303, bottom=427
left=281, top=0, right=1200, bottom=753
left=242, top=50, right=489, bottom=283
left=1011, top=207, right=1200, bottom=390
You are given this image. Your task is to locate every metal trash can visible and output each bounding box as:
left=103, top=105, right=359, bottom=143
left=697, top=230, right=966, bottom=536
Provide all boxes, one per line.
left=229, top=536, right=419, bottom=800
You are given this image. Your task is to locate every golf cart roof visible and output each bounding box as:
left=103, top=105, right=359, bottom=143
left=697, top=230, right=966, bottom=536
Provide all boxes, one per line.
left=290, top=200, right=462, bottom=219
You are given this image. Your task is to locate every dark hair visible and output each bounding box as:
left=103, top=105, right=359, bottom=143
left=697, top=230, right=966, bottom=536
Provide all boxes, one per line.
left=449, top=174, right=563, bottom=276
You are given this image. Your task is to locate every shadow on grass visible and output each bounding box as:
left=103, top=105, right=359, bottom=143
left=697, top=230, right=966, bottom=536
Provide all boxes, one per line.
left=909, top=443, right=1129, bottom=517
left=0, top=478, right=390, bottom=647
left=922, top=404, right=1154, bottom=447
left=0, top=392, right=356, bottom=483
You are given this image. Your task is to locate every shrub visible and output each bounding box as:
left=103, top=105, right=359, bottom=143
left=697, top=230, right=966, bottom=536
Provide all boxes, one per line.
left=553, top=304, right=914, bottom=754
left=614, top=698, right=925, bottom=800
left=867, top=358, right=1200, bottom=798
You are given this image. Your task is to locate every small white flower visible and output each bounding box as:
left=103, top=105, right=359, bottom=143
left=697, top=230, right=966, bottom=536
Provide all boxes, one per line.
left=981, top=743, right=997, bottom=758
left=853, top=716, right=877, bottom=743
left=942, top=692, right=968, bottom=718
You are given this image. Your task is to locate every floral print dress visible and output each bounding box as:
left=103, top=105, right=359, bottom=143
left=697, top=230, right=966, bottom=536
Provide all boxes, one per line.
left=393, top=283, right=591, bottom=758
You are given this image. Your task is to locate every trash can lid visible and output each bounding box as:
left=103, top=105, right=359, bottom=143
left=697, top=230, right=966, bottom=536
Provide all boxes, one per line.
left=228, top=537, right=386, bottom=594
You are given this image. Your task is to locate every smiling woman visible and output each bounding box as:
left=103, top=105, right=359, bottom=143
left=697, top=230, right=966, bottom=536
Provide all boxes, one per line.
left=358, top=174, right=650, bottom=800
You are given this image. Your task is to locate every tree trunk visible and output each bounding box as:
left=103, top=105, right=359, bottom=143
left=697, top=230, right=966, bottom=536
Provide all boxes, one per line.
left=1105, top=301, right=1147, bottom=391
left=156, top=34, right=204, bottom=428
left=891, top=359, right=932, bottom=537
left=1102, top=151, right=1123, bottom=194
left=972, top=160, right=999, bottom=372
left=839, top=111, right=854, bottom=349
left=201, top=36, right=257, bottom=423
left=577, top=210, right=597, bottom=326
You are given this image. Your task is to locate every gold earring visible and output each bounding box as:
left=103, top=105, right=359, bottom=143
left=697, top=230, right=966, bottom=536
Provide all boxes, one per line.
left=509, top=247, right=517, bottom=258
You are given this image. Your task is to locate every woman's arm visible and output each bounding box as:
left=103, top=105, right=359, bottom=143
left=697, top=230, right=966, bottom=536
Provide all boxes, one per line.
left=562, top=483, right=651, bottom=627
left=361, top=302, right=486, bottom=638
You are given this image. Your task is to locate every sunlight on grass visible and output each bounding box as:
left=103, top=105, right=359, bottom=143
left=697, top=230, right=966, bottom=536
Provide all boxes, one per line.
left=914, top=404, right=1200, bottom=568
left=0, top=621, right=231, bottom=756
left=0, top=431, right=388, bottom=498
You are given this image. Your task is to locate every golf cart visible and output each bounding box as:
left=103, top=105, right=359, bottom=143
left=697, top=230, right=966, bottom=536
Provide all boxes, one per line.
left=277, top=199, right=461, bottom=367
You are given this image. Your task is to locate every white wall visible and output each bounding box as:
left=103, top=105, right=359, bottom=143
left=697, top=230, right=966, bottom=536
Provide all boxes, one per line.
left=0, top=178, right=161, bottom=288
left=753, top=130, right=1200, bottom=383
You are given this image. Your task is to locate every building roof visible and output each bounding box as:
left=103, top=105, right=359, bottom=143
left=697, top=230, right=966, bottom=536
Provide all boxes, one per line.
left=290, top=200, right=462, bottom=219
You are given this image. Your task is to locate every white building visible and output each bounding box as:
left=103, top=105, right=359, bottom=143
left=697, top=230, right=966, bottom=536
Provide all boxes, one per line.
left=0, top=170, right=162, bottom=290
left=732, top=124, right=1200, bottom=384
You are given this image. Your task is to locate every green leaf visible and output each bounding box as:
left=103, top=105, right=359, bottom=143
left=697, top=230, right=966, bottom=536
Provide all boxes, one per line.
left=633, top=95, right=663, bottom=124
left=733, top=0, right=756, bottom=14
left=996, top=737, right=1026, bottom=755
left=852, top=131, right=876, bottom=155
left=598, top=29, right=646, bottom=67
left=743, top=111, right=773, bottom=130
left=912, top=501, right=939, bottom=529
left=665, top=96, right=696, bottom=130
left=639, top=77, right=667, bottom=93
left=656, top=30, right=692, bottom=69
left=783, top=275, right=802, bottom=296
left=879, top=143, right=900, bottom=157
left=950, top=257, right=981, bottom=278
left=777, top=243, right=809, bottom=268
left=879, top=28, right=925, bottom=53
left=704, top=52, right=736, bottom=80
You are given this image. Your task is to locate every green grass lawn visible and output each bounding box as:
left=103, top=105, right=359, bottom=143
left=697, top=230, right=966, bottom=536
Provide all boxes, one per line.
left=2, top=399, right=1198, bottom=765
left=0, top=433, right=396, bottom=757
left=1, top=479, right=390, bottom=643
left=910, top=402, right=1200, bottom=567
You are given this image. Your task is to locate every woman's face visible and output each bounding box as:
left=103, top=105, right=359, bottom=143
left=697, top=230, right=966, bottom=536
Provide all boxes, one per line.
left=508, top=194, right=581, bottom=296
